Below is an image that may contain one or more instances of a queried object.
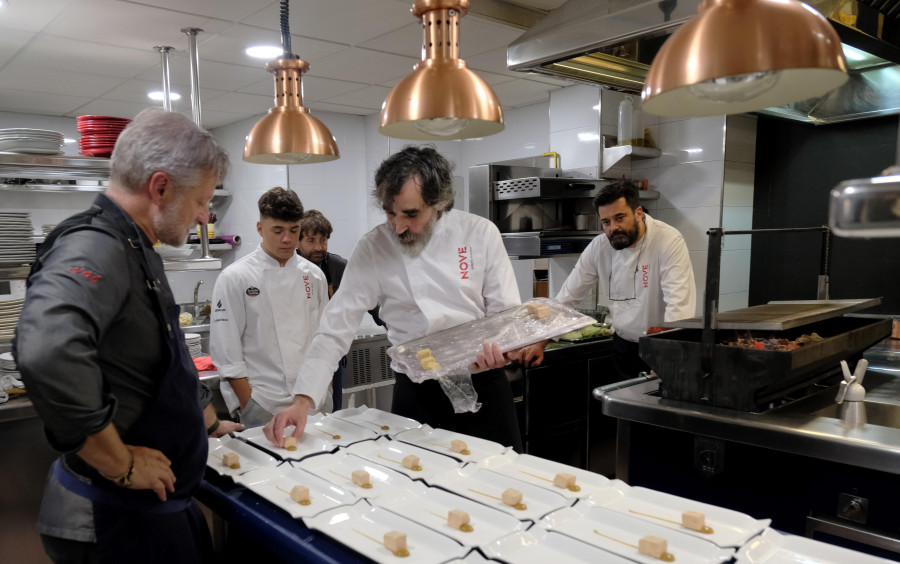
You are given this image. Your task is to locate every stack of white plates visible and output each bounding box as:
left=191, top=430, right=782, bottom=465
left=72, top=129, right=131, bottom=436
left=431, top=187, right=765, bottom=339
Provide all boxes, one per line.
left=184, top=333, right=202, bottom=357
left=0, top=351, right=23, bottom=393
left=41, top=224, right=57, bottom=235
left=0, top=298, right=23, bottom=342
left=0, top=212, right=36, bottom=266
left=0, top=351, right=17, bottom=375
left=0, top=128, right=64, bottom=155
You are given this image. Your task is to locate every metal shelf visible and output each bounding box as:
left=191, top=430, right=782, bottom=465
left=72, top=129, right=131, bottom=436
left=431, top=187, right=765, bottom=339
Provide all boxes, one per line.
left=601, top=145, right=661, bottom=175
left=162, top=257, right=222, bottom=271
left=0, top=265, right=31, bottom=279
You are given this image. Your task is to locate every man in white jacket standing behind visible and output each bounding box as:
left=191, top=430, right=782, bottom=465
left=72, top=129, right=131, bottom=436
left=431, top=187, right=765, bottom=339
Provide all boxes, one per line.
left=265, top=146, right=524, bottom=451
left=518, top=181, right=696, bottom=379
left=211, top=187, right=328, bottom=426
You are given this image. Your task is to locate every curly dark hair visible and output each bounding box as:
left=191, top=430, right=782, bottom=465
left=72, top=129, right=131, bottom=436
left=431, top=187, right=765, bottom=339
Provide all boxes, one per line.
left=593, top=180, right=642, bottom=211
left=374, top=145, right=454, bottom=212
left=300, top=209, right=332, bottom=238
left=258, top=186, right=304, bottom=222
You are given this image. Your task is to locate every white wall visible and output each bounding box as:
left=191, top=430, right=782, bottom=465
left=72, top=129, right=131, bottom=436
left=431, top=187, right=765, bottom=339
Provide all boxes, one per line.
left=1, top=87, right=757, bottom=311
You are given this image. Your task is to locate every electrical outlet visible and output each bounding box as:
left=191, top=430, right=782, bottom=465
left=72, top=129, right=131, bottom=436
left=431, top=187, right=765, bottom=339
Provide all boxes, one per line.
left=694, top=436, right=725, bottom=477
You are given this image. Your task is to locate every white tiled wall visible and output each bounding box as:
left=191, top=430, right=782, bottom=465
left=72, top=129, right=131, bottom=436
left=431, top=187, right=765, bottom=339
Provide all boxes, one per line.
left=720, top=114, right=758, bottom=311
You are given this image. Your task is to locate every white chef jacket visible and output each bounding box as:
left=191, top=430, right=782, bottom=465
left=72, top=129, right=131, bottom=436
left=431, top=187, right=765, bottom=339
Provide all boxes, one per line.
left=557, top=214, right=696, bottom=343
left=292, top=209, right=521, bottom=409
left=211, top=244, right=328, bottom=414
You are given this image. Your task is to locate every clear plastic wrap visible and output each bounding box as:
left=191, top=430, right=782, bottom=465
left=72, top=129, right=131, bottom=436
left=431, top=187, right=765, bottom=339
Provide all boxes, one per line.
left=387, top=298, right=596, bottom=413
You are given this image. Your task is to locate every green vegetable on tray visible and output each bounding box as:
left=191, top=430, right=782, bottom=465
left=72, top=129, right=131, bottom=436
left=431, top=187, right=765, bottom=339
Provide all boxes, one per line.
left=560, top=324, right=614, bottom=340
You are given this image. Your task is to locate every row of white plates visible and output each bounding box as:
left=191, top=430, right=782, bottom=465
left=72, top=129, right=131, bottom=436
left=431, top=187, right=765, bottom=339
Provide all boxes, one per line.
left=0, top=212, right=36, bottom=266
left=205, top=406, right=890, bottom=564
left=0, top=298, right=23, bottom=342
left=0, top=128, right=64, bottom=155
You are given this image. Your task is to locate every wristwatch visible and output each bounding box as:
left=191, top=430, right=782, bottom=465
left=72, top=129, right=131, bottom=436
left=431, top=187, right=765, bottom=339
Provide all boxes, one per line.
left=104, top=453, right=135, bottom=488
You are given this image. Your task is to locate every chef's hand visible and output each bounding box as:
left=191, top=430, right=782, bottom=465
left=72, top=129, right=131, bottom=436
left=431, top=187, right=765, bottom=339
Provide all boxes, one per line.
left=470, top=342, right=508, bottom=373
left=210, top=419, right=244, bottom=438
left=512, top=339, right=549, bottom=368
left=128, top=445, right=176, bottom=502
left=263, top=395, right=313, bottom=447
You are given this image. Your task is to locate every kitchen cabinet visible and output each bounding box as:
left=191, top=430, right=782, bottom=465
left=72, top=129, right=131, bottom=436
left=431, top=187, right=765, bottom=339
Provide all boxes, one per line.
left=513, top=338, right=616, bottom=473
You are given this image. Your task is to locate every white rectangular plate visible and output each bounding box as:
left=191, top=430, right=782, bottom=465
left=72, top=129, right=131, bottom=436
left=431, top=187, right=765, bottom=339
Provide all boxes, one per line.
left=585, top=480, right=770, bottom=548
left=207, top=436, right=277, bottom=478
left=478, top=452, right=610, bottom=500
left=344, top=436, right=462, bottom=483
left=238, top=420, right=334, bottom=461
left=305, top=500, right=467, bottom=564
left=310, top=414, right=379, bottom=446
left=374, top=477, right=528, bottom=548
left=445, top=551, right=501, bottom=564
left=736, top=528, right=895, bottom=564
left=482, top=528, right=637, bottom=564
left=430, top=467, right=571, bottom=522
left=394, top=425, right=508, bottom=464
left=234, top=464, right=358, bottom=520
left=298, top=451, right=419, bottom=501
left=331, top=406, right=422, bottom=436
left=541, top=504, right=734, bottom=564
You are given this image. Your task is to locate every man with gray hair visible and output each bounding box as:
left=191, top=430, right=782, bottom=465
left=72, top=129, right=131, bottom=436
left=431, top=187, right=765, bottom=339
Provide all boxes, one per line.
left=15, top=107, right=241, bottom=564
left=265, top=146, right=524, bottom=451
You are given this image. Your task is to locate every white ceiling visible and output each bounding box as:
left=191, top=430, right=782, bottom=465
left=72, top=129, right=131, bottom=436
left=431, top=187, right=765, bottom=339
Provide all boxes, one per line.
left=0, top=0, right=573, bottom=129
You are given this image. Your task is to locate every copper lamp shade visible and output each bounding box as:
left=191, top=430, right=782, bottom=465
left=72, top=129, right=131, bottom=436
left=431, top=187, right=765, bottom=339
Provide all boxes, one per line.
left=380, top=0, right=504, bottom=140
left=641, top=0, right=849, bottom=117
left=244, top=58, right=339, bottom=164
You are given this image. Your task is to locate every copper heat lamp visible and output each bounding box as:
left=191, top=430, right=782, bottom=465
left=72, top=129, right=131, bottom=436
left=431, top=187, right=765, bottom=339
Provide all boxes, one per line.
left=380, top=0, right=504, bottom=140
left=641, top=0, right=849, bottom=117
left=244, top=0, right=339, bottom=164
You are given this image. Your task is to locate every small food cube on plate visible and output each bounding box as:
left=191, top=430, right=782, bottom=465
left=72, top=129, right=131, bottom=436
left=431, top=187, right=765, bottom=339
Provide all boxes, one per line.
left=448, top=509, right=470, bottom=529
left=638, top=536, right=667, bottom=559
left=222, top=452, right=240, bottom=469
left=290, top=485, right=310, bottom=503
left=283, top=436, right=297, bottom=451
left=351, top=469, right=370, bottom=487
left=450, top=439, right=467, bottom=453
left=402, top=454, right=420, bottom=469
left=416, top=348, right=433, bottom=361
left=553, top=472, right=577, bottom=489
left=682, top=510, right=705, bottom=531
left=501, top=488, right=522, bottom=506
left=383, top=531, right=407, bottom=553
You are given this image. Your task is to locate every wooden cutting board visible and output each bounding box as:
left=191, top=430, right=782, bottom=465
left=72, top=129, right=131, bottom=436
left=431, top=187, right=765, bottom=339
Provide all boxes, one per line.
left=659, top=298, right=882, bottom=331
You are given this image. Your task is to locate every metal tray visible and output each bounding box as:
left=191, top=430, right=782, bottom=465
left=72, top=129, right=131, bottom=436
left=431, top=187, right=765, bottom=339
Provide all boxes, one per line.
left=640, top=316, right=892, bottom=411
left=659, top=299, right=882, bottom=331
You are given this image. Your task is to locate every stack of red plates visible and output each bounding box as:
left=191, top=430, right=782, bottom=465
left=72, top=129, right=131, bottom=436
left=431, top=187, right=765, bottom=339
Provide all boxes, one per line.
left=76, top=115, right=131, bottom=158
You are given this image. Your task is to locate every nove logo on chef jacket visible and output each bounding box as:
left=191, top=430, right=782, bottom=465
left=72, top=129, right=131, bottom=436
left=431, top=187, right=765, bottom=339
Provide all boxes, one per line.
left=457, top=246, right=473, bottom=280
left=246, top=286, right=260, bottom=297
left=641, top=264, right=650, bottom=288
left=303, top=275, right=311, bottom=299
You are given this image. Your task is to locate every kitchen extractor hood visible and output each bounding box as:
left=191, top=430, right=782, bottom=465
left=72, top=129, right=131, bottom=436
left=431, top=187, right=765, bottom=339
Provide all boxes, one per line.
left=508, top=0, right=900, bottom=124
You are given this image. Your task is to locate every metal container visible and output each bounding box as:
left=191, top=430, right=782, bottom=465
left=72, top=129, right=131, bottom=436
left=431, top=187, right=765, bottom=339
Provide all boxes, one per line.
left=639, top=316, right=892, bottom=411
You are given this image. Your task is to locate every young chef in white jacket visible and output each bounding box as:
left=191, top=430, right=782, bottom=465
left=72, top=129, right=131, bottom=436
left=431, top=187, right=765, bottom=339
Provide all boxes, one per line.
left=519, top=181, right=696, bottom=379
left=210, top=187, right=329, bottom=426
left=264, top=146, right=524, bottom=450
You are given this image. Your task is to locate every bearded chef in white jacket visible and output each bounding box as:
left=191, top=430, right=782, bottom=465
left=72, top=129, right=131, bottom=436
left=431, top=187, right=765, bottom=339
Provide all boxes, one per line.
left=519, top=181, right=696, bottom=380
left=264, top=146, right=524, bottom=451
left=211, top=187, right=328, bottom=426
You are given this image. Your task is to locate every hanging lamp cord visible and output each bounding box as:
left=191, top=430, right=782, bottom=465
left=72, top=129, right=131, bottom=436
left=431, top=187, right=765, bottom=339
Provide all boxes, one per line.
left=280, top=0, right=298, bottom=59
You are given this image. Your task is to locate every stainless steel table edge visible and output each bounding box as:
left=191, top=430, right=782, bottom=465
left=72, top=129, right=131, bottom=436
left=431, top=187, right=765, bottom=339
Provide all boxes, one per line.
left=599, top=380, right=900, bottom=476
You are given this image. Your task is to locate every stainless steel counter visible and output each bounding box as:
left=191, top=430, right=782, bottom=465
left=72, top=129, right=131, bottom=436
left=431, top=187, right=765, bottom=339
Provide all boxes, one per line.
left=598, top=370, right=900, bottom=476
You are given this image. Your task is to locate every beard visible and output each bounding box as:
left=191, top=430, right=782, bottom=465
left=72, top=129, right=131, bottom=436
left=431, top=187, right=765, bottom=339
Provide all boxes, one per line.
left=303, top=250, right=326, bottom=264
left=154, top=194, right=191, bottom=247
left=608, top=221, right=639, bottom=250
left=397, top=214, right=438, bottom=258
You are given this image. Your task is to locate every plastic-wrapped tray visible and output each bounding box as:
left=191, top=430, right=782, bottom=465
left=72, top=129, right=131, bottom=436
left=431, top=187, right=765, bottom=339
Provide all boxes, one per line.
left=387, top=298, right=595, bottom=382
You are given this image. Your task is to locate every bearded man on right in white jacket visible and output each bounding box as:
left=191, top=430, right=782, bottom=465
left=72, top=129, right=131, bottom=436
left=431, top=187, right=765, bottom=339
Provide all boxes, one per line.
left=519, top=180, right=696, bottom=380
